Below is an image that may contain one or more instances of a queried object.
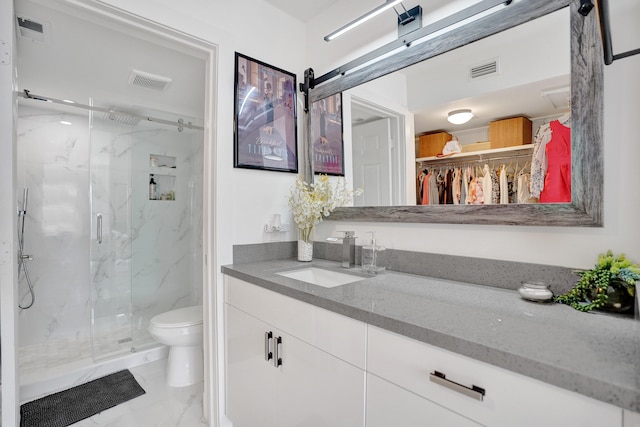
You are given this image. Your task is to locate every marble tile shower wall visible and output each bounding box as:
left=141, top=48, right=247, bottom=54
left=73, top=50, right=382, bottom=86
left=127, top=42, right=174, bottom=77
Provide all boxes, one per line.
left=17, top=104, right=203, bottom=371
left=17, top=105, right=93, bottom=368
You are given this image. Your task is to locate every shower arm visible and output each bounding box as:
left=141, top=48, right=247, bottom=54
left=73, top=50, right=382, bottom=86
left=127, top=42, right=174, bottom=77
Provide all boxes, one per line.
left=19, top=90, right=204, bottom=132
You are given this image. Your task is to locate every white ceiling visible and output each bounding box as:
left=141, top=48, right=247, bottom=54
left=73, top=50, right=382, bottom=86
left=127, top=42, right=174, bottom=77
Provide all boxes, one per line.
left=264, top=0, right=341, bottom=22
left=15, top=0, right=571, bottom=135
left=15, top=0, right=206, bottom=122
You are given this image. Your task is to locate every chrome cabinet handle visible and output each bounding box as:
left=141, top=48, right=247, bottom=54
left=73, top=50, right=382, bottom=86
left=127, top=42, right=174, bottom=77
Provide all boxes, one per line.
left=273, top=336, right=283, bottom=367
left=96, top=213, right=103, bottom=244
left=264, top=331, right=273, bottom=362
left=429, top=371, right=485, bottom=401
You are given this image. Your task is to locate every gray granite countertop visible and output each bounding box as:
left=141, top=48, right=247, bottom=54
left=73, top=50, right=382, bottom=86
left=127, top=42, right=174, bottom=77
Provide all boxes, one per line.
left=222, top=259, right=640, bottom=413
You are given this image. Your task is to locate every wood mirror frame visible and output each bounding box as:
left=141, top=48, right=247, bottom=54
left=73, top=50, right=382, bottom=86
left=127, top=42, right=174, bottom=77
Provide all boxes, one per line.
left=307, top=0, right=603, bottom=227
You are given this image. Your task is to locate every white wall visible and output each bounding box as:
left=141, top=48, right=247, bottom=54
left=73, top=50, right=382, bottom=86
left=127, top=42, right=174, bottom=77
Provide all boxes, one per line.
left=2, top=0, right=307, bottom=425
left=1, top=0, right=20, bottom=424
left=309, top=0, right=640, bottom=270
left=88, top=0, right=307, bottom=250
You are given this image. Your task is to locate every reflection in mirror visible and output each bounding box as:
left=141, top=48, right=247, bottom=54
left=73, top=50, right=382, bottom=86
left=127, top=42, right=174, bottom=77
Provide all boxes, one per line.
left=311, top=93, right=344, bottom=176
left=308, top=0, right=604, bottom=227
left=334, top=7, right=570, bottom=207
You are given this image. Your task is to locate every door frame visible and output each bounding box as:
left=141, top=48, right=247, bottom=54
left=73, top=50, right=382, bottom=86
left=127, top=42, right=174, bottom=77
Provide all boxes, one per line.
left=349, top=95, right=411, bottom=206
left=2, top=1, right=219, bottom=425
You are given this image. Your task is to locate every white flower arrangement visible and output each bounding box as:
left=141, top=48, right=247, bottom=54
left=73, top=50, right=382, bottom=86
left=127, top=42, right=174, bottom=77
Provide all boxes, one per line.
left=288, top=175, right=359, bottom=243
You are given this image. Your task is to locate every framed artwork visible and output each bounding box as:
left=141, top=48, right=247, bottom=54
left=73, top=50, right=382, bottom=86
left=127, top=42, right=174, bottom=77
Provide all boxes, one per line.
left=311, top=93, right=344, bottom=176
left=234, top=52, right=298, bottom=172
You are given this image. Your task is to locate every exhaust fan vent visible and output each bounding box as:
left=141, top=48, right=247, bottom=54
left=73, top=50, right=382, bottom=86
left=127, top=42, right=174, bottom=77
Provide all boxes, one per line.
left=470, top=59, right=499, bottom=79
left=16, top=15, right=51, bottom=44
left=128, top=69, right=172, bottom=91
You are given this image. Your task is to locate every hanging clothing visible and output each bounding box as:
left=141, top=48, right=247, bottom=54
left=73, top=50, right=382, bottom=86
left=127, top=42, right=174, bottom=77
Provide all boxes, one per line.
left=499, top=165, right=509, bottom=204
left=490, top=168, right=499, bottom=204
left=445, top=169, right=454, bottom=204
left=481, top=165, right=492, bottom=205
left=469, top=177, right=484, bottom=205
left=417, top=171, right=425, bottom=204
left=461, top=167, right=470, bottom=205
left=517, top=172, right=531, bottom=204
left=421, top=172, right=429, bottom=205
left=530, top=114, right=571, bottom=200
left=530, top=123, right=551, bottom=199
left=428, top=172, right=439, bottom=205
left=452, top=168, right=462, bottom=205
left=539, top=119, right=571, bottom=203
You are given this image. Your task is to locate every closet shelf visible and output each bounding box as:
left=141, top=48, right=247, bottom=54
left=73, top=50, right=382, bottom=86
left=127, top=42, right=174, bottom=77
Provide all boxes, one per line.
left=416, top=144, right=533, bottom=165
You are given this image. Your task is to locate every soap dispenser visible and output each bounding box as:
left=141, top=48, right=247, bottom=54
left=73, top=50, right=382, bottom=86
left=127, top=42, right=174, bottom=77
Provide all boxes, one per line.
left=149, top=174, right=157, bottom=200
left=362, top=231, right=385, bottom=274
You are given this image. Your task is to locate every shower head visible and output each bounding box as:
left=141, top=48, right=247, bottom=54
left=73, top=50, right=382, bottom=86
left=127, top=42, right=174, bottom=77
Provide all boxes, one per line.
left=104, top=107, right=141, bottom=126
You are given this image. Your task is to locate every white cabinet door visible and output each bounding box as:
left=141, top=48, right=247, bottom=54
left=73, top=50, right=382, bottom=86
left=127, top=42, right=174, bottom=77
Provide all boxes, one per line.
left=366, top=373, right=481, bottom=427
left=276, top=331, right=365, bottom=427
left=225, top=277, right=366, bottom=427
left=226, top=304, right=277, bottom=427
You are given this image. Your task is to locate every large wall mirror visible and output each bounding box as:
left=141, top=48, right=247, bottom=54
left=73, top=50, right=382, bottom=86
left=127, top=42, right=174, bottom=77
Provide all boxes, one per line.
left=308, top=0, right=603, bottom=226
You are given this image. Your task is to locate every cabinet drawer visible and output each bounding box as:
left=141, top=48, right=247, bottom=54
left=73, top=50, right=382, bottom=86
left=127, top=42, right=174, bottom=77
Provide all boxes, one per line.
left=366, top=373, right=481, bottom=427
left=367, top=326, right=621, bottom=427
left=225, top=275, right=366, bottom=369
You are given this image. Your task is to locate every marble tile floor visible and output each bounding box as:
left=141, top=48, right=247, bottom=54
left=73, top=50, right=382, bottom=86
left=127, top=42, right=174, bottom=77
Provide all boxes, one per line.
left=71, top=358, right=208, bottom=427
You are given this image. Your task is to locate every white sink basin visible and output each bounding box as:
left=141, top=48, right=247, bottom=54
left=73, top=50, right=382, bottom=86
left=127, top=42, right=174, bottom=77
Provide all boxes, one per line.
left=276, top=267, right=363, bottom=288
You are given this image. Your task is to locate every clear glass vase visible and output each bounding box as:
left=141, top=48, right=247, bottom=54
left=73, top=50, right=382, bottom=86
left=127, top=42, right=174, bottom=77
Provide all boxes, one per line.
left=298, top=227, right=313, bottom=262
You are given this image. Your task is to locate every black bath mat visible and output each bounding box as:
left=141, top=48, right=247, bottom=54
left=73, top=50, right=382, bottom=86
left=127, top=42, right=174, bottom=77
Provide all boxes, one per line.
left=20, top=369, right=145, bottom=427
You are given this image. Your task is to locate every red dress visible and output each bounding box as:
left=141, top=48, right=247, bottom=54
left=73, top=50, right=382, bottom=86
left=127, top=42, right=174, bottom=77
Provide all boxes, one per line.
left=539, top=120, right=571, bottom=203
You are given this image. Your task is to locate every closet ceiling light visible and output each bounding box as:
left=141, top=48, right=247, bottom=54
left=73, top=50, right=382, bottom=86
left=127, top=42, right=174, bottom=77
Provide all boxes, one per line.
left=447, top=109, right=473, bottom=125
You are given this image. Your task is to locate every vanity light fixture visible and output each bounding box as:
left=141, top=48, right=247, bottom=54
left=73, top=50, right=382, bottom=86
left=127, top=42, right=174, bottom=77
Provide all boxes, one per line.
left=447, top=109, right=474, bottom=125
left=324, top=0, right=404, bottom=42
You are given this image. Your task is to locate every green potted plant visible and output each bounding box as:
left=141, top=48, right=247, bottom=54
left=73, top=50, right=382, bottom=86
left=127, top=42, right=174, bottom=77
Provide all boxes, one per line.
left=554, top=251, right=640, bottom=313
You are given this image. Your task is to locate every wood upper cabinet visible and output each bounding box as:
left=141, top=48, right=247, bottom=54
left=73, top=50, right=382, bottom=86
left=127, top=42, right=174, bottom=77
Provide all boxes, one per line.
left=489, top=116, right=532, bottom=148
left=417, top=131, right=452, bottom=157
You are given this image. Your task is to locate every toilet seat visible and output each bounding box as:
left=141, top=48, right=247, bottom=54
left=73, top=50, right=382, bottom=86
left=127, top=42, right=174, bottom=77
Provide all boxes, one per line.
left=151, top=306, right=203, bottom=328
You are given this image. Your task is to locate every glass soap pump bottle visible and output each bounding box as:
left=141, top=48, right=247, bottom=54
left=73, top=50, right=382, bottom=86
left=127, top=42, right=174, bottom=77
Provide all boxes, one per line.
left=362, top=231, right=385, bottom=275
left=149, top=174, right=157, bottom=200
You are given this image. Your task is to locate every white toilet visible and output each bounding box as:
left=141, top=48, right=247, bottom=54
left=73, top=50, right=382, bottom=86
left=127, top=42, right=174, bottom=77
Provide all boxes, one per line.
left=149, top=305, right=204, bottom=387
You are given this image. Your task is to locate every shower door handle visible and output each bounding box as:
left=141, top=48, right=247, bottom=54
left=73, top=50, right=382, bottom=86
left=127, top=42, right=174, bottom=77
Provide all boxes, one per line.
left=96, top=213, right=103, bottom=244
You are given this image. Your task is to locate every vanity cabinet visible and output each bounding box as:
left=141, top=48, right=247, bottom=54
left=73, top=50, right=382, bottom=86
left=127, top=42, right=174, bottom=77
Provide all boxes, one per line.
left=224, top=276, right=366, bottom=427
left=367, top=325, right=622, bottom=427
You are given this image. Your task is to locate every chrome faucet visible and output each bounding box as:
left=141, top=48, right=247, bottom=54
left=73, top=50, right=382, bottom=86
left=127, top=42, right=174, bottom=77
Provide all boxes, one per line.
left=338, top=231, right=356, bottom=268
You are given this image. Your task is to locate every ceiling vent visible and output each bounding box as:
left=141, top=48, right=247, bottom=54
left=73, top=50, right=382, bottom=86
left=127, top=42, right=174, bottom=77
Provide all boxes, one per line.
left=16, top=15, right=51, bottom=44
left=128, top=69, right=172, bottom=92
left=470, top=58, right=499, bottom=80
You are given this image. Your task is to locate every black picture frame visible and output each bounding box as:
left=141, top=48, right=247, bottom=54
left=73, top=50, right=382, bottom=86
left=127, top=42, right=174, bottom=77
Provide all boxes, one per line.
left=233, top=53, right=298, bottom=173
left=311, top=93, right=344, bottom=176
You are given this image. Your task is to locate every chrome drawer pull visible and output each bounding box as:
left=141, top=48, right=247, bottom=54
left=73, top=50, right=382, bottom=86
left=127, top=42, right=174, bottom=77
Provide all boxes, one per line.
left=429, top=371, right=485, bottom=401
left=264, top=331, right=273, bottom=362
left=273, top=336, right=283, bottom=368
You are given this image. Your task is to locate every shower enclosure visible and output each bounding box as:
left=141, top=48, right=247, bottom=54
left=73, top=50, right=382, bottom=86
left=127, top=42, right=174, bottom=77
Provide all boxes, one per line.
left=16, top=96, right=203, bottom=376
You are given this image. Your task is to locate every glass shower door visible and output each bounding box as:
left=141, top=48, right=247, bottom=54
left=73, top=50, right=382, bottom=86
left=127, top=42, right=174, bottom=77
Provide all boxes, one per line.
left=89, top=107, right=135, bottom=360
